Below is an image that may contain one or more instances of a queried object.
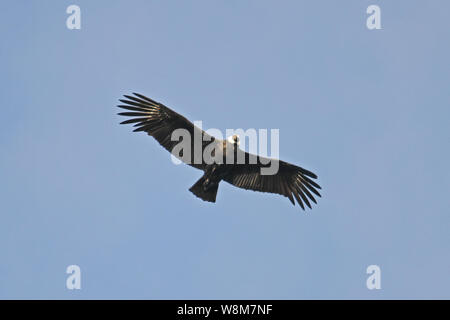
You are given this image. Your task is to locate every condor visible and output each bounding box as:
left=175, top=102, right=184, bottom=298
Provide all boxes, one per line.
left=117, top=93, right=321, bottom=210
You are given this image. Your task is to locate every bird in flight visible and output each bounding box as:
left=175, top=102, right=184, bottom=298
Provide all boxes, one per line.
left=117, top=93, right=321, bottom=210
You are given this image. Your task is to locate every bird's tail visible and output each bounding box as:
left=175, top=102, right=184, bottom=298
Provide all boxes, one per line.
left=189, top=177, right=219, bottom=203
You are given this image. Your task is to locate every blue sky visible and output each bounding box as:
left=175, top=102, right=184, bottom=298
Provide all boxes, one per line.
left=1, top=1, right=449, bottom=299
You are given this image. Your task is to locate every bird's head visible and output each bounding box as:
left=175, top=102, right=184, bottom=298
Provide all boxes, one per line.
left=227, top=134, right=240, bottom=146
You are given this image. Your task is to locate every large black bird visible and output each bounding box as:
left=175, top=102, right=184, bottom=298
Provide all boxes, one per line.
left=117, top=93, right=321, bottom=210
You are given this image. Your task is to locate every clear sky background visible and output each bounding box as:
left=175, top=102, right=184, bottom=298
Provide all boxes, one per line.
left=1, top=1, right=449, bottom=299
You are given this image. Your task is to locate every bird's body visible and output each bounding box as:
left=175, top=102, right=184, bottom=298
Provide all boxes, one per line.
left=117, top=93, right=321, bottom=210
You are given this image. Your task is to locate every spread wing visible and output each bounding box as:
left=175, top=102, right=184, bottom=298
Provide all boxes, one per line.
left=117, top=93, right=213, bottom=170
left=223, top=151, right=321, bottom=209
